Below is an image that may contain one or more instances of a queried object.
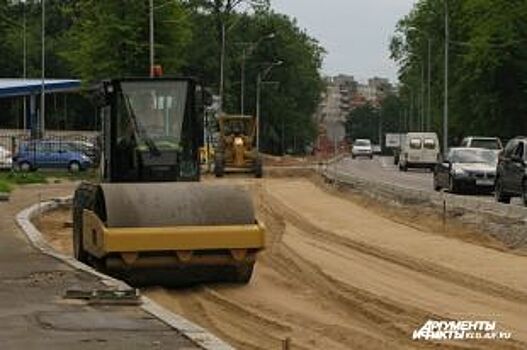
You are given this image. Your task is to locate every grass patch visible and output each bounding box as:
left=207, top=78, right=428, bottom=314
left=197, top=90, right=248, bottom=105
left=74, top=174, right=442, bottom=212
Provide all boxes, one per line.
left=47, top=169, right=98, bottom=182
left=0, top=169, right=98, bottom=191
left=6, top=172, right=48, bottom=185
left=0, top=179, right=12, bottom=193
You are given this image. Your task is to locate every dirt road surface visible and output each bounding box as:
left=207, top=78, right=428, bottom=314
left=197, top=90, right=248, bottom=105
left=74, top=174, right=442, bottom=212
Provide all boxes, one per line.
left=37, top=178, right=527, bottom=350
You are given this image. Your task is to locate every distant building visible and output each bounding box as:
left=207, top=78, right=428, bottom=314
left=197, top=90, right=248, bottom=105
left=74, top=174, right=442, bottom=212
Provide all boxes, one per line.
left=314, top=74, right=395, bottom=148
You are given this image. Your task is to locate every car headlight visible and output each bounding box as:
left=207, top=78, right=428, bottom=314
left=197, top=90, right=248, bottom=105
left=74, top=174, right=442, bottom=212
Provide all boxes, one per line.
left=234, top=137, right=244, bottom=146
left=453, top=168, right=466, bottom=176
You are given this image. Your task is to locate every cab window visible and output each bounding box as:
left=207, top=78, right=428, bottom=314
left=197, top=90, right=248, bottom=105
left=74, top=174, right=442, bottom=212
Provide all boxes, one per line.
left=503, top=140, right=517, bottom=158
left=410, top=138, right=422, bottom=149
left=514, top=142, right=524, bottom=159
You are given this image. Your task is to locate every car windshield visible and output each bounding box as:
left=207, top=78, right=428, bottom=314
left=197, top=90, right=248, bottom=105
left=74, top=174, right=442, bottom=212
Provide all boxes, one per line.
left=120, top=80, right=188, bottom=150
left=354, top=140, right=371, bottom=147
left=470, top=139, right=501, bottom=150
left=423, top=138, right=436, bottom=149
left=450, top=149, right=497, bottom=164
left=410, top=138, right=422, bottom=149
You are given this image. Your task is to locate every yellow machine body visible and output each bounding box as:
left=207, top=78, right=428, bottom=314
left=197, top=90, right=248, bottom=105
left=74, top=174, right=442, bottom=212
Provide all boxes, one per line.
left=215, top=115, right=263, bottom=177
left=82, top=208, right=265, bottom=269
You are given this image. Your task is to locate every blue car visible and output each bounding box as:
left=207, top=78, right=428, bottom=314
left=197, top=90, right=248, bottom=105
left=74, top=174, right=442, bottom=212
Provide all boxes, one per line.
left=14, top=140, right=93, bottom=172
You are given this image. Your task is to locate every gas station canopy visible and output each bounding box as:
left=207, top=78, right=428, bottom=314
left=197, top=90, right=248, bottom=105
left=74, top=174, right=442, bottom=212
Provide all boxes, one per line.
left=0, top=79, right=81, bottom=98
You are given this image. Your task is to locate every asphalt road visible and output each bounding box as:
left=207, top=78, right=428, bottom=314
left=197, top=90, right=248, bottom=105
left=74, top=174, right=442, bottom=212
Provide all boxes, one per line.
left=335, top=155, right=524, bottom=206
left=336, top=156, right=433, bottom=192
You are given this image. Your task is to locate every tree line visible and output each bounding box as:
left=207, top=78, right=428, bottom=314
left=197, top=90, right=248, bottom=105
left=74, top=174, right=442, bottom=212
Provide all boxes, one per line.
left=0, top=0, right=325, bottom=155
left=390, top=0, right=527, bottom=144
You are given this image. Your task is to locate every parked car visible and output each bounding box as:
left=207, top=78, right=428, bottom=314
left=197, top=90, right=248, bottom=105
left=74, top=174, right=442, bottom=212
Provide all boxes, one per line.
left=351, top=139, right=373, bottom=159
left=495, top=137, right=527, bottom=205
left=13, top=140, right=93, bottom=172
left=399, top=132, right=440, bottom=171
left=0, top=145, right=13, bottom=170
left=65, top=140, right=100, bottom=164
left=434, top=147, right=498, bottom=193
left=461, top=136, right=503, bottom=150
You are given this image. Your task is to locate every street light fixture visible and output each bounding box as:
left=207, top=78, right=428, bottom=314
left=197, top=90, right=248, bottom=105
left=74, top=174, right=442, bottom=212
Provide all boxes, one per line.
left=256, top=60, right=283, bottom=151
left=239, top=32, right=275, bottom=116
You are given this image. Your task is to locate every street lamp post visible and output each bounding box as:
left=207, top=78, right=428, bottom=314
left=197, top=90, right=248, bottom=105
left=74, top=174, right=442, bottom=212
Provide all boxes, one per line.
left=239, top=33, right=275, bottom=116
left=443, top=0, right=449, bottom=155
left=40, top=0, right=45, bottom=138
left=407, top=27, right=432, bottom=132
left=149, top=0, right=154, bottom=77
left=255, top=61, right=283, bottom=151
left=427, top=38, right=431, bottom=131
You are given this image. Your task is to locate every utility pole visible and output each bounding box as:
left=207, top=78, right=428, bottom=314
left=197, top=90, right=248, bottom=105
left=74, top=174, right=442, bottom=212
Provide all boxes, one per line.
left=219, top=22, right=226, bottom=112
left=443, top=0, right=449, bottom=155
left=40, top=0, right=45, bottom=138
left=23, top=2, right=27, bottom=130
left=427, top=38, right=431, bottom=131
left=239, top=33, right=275, bottom=116
left=256, top=73, right=261, bottom=150
left=149, top=0, right=154, bottom=77
left=255, top=61, right=283, bottom=151
left=421, top=64, right=425, bottom=131
left=240, top=47, right=246, bottom=115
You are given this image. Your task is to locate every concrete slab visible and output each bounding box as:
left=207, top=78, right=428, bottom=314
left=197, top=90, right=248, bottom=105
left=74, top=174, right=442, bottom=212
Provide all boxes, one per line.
left=0, top=184, right=203, bottom=350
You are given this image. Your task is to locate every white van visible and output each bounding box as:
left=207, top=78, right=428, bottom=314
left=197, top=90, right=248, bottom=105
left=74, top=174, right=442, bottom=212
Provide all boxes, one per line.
left=398, top=132, right=440, bottom=171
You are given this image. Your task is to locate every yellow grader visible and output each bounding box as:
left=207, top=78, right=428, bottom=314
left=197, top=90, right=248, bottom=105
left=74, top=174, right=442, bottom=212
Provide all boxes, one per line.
left=72, top=78, right=265, bottom=284
left=214, top=115, right=263, bottom=178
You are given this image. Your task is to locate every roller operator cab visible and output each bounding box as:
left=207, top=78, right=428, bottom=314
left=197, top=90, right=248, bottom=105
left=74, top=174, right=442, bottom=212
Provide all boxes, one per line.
left=73, top=78, right=265, bottom=285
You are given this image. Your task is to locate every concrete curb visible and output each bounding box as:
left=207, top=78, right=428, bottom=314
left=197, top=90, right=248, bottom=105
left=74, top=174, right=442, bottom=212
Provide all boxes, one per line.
left=323, top=166, right=527, bottom=221
left=16, top=197, right=234, bottom=350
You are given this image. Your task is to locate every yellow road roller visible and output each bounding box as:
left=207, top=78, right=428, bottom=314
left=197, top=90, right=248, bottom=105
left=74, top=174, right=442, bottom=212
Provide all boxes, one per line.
left=214, top=115, right=263, bottom=178
left=72, top=78, right=265, bottom=284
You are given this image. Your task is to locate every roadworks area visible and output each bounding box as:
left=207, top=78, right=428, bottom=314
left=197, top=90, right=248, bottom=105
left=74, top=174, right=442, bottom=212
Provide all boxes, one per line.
left=35, top=172, right=527, bottom=350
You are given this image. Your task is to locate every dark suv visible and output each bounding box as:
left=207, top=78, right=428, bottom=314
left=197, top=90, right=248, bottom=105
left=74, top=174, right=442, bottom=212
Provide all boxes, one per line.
left=495, top=137, right=527, bottom=205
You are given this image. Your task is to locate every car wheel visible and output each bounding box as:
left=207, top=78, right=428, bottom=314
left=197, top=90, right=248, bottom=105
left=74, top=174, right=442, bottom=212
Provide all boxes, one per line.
left=68, top=161, right=81, bottom=173
left=522, top=179, right=527, bottom=207
left=495, top=177, right=511, bottom=204
left=214, top=153, right=224, bottom=178
left=448, top=175, right=458, bottom=194
left=433, top=175, right=441, bottom=192
left=19, top=161, right=32, bottom=172
left=254, top=157, right=263, bottom=178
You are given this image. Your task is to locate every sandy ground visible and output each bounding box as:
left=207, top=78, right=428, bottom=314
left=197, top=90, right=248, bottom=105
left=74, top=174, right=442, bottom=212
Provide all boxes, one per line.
left=37, top=177, right=527, bottom=350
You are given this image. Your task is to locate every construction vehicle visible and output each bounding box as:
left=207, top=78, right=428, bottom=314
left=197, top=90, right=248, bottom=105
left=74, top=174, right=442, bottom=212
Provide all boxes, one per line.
left=72, top=78, right=265, bottom=284
left=214, top=115, right=263, bottom=178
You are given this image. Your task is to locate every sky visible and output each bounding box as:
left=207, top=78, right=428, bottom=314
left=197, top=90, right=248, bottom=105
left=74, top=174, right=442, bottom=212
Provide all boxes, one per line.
left=271, top=0, right=417, bottom=83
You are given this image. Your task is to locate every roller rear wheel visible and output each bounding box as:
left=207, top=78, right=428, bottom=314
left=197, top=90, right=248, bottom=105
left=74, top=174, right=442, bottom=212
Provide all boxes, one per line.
left=72, top=183, right=97, bottom=264
left=228, top=262, right=255, bottom=284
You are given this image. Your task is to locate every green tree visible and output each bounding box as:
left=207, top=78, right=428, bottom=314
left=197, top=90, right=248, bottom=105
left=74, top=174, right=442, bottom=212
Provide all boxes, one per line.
left=61, top=0, right=191, bottom=82
left=391, top=0, right=527, bottom=142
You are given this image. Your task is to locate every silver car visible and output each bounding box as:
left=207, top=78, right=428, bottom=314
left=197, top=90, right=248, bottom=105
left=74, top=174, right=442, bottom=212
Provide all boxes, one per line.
left=0, top=146, right=13, bottom=170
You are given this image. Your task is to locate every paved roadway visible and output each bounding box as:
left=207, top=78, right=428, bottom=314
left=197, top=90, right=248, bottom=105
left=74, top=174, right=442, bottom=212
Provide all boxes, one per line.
left=336, top=156, right=433, bottom=192
left=334, top=155, right=524, bottom=206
